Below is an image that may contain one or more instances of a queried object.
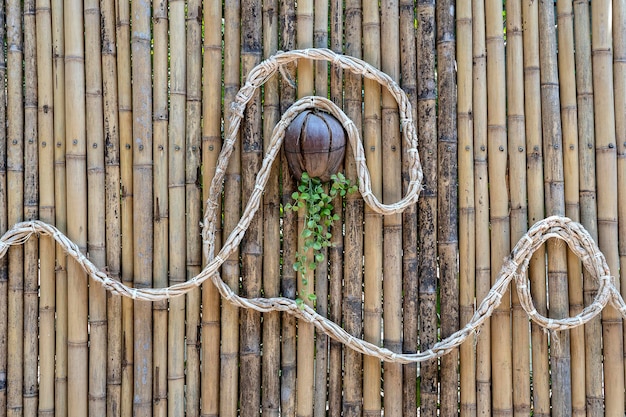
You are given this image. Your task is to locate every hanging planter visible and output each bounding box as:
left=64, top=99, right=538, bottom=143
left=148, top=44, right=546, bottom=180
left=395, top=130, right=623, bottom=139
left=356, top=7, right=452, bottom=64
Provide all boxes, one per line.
left=284, top=109, right=347, bottom=182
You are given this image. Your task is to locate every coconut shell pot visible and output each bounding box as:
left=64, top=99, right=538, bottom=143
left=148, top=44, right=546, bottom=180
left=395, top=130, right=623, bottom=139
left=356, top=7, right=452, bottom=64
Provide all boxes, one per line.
left=284, top=109, right=347, bottom=182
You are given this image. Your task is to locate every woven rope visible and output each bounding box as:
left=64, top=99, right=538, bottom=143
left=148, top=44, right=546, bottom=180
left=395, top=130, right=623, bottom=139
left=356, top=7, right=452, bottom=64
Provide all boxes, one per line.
left=1, top=49, right=623, bottom=366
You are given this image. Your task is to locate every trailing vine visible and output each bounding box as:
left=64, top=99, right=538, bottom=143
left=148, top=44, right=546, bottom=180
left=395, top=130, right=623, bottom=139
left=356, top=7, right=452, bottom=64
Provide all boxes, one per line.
left=284, top=172, right=358, bottom=308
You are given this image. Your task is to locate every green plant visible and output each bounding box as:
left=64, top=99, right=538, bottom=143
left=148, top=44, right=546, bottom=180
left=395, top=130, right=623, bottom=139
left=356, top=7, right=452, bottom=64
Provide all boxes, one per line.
left=284, top=172, right=358, bottom=308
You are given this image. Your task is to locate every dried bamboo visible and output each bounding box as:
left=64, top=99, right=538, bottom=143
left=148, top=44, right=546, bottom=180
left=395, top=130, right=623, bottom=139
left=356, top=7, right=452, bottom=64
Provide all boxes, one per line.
left=592, top=1, right=625, bottom=414
left=101, top=0, right=122, bottom=408
left=131, top=0, right=153, bottom=411
left=539, top=2, right=572, bottom=415
left=572, top=1, right=602, bottom=414
left=261, top=3, right=281, bottom=416
left=327, top=3, right=342, bottom=415
left=200, top=1, right=222, bottom=415
left=23, top=1, right=39, bottom=412
left=363, top=2, right=383, bottom=416
left=6, top=0, right=24, bottom=414
left=36, top=0, right=56, bottom=410
left=151, top=0, right=168, bottom=413
left=168, top=0, right=186, bottom=413
left=343, top=2, right=363, bottom=417
left=471, top=1, right=491, bottom=414
left=417, top=0, right=438, bottom=414
left=296, top=1, right=315, bottom=416
left=556, top=1, right=585, bottom=415
left=505, top=1, right=530, bottom=415
left=279, top=2, right=297, bottom=415
left=65, top=0, right=89, bottom=411
left=221, top=1, right=241, bottom=415
left=0, top=0, right=7, bottom=410
left=522, top=1, right=550, bottom=414
left=185, top=0, right=203, bottom=413
left=85, top=0, right=107, bottom=412
left=436, top=0, right=459, bottom=414
left=240, top=1, right=262, bottom=415
left=486, top=1, right=512, bottom=414
left=52, top=0, right=68, bottom=410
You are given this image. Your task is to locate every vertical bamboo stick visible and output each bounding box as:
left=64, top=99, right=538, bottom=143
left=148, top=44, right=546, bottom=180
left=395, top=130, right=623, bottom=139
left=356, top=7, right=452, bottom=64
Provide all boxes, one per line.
left=168, top=0, right=186, bottom=413
left=85, top=0, right=108, bottom=411
left=115, top=0, right=135, bottom=411
left=65, top=0, right=89, bottom=411
left=436, top=0, right=459, bottom=414
left=151, top=0, right=168, bottom=413
left=101, top=0, right=122, bottom=410
left=36, top=0, right=56, bottom=410
left=185, top=0, right=203, bottom=414
left=592, top=1, right=625, bottom=415
left=6, top=0, right=24, bottom=413
left=556, top=1, right=585, bottom=415
left=457, top=2, right=475, bottom=416
left=417, top=0, right=438, bottom=414
left=221, top=2, right=241, bottom=415
left=279, top=2, right=297, bottom=415
left=472, top=1, right=491, bottom=414
left=363, top=2, right=383, bottom=416
left=505, top=1, right=531, bottom=415
left=343, top=2, right=363, bottom=417
left=296, top=1, right=315, bottom=416
left=261, top=3, right=280, bottom=416
left=522, top=1, right=550, bottom=414
left=23, top=1, right=39, bottom=412
left=485, top=1, right=512, bottom=414
left=201, top=1, right=222, bottom=415
left=52, top=0, right=68, bottom=410
left=327, top=3, right=342, bottom=415
left=131, top=0, right=153, bottom=411
left=572, top=1, right=602, bottom=415
left=0, top=0, right=7, bottom=410
left=538, top=2, right=572, bottom=415
left=240, top=1, right=262, bottom=415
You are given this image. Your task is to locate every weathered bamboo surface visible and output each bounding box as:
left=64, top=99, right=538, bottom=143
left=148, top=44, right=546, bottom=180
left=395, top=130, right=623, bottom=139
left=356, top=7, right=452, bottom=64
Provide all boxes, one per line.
left=1, top=2, right=625, bottom=416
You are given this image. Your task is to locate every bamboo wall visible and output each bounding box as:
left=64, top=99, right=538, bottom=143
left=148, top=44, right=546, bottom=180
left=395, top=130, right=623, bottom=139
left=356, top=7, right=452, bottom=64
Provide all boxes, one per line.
left=0, top=1, right=625, bottom=416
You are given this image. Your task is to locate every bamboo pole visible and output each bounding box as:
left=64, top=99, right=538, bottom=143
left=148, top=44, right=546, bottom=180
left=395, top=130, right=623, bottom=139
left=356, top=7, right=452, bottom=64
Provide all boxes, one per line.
left=201, top=0, right=222, bottom=415
left=436, top=0, right=459, bottom=414
left=538, top=2, right=572, bottom=415
left=327, top=3, right=342, bottom=415
left=472, top=1, right=491, bottom=414
left=417, top=0, right=438, bottom=414
left=457, top=1, right=475, bottom=416
left=591, top=1, right=625, bottom=414
left=131, top=0, right=153, bottom=411
left=85, top=0, right=108, bottom=411
left=65, top=0, right=89, bottom=411
left=52, top=0, right=68, bottom=410
left=23, top=1, right=39, bottom=413
left=151, top=0, right=168, bottom=413
left=185, top=0, right=203, bottom=413
left=505, top=1, right=530, bottom=415
left=261, top=3, right=280, bottom=416
left=521, top=1, right=550, bottom=415
left=572, top=1, right=602, bottom=415
left=36, top=0, right=56, bottom=410
left=296, top=1, right=315, bottom=416
left=556, top=1, right=585, bottom=415
left=6, top=0, right=24, bottom=413
left=0, top=0, right=7, bottom=410
left=168, top=0, right=186, bottom=413
left=101, top=0, right=122, bottom=410
left=221, top=1, right=241, bottom=415
left=240, top=1, right=262, bottom=415
left=343, top=2, right=363, bottom=417
left=279, top=2, right=297, bottom=415
left=363, top=2, right=383, bottom=416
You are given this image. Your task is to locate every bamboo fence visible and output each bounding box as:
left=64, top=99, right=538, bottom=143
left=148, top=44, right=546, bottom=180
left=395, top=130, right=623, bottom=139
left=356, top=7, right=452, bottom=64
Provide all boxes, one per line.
left=1, top=2, right=626, bottom=417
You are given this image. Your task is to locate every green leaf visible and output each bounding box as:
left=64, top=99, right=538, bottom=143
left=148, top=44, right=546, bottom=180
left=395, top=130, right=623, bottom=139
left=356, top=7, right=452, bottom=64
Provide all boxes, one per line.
left=302, top=229, right=312, bottom=238
left=315, top=253, right=325, bottom=263
left=312, top=241, right=322, bottom=251
left=291, top=191, right=299, bottom=200
left=301, top=172, right=310, bottom=181
left=308, top=293, right=317, bottom=302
